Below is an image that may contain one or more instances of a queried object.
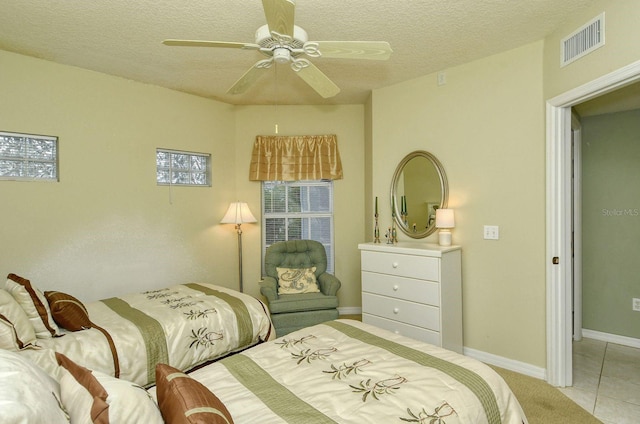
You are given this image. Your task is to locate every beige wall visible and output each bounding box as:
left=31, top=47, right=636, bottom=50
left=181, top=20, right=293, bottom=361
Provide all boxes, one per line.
left=233, top=105, right=366, bottom=308
left=0, top=50, right=366, bottom=309
left=0, top=50, right=238, bottom=302
left=544, top=0, right=640, bottom=99
left=371, top=42, right=547, bottom=367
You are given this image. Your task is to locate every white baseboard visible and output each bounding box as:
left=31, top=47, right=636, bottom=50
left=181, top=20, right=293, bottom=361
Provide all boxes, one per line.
left=336, top=309, right=547, bottom=380
left=581, top=329, right=640, bottom=349
left=463, top=347, right=547, bottom=381
left=338, top=306, right=362, bottom=315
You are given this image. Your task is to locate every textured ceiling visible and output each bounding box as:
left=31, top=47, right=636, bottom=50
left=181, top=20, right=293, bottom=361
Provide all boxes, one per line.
left=0, top=0, right=599, bottom=106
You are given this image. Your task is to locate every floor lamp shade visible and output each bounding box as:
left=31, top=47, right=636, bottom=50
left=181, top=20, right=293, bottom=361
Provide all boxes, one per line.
left=221, top=202, right=257, bottom=225
left=221, top=202, right=257, bottom=292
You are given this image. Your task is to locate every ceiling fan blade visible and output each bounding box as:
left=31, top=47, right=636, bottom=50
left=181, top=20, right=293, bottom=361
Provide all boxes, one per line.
left=313, top=41, right=392, bottom=60
left=295, top=61, right=340, bottom=98
left=163, top=39, right=260, bottom=50
left=262, top=0, right=295, bottom=37
left=227, top=62, right=270, bottom=95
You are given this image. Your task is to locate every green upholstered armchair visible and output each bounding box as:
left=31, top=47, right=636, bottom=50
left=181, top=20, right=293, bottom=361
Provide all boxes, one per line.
left=260, top=240, right=341, bottom=337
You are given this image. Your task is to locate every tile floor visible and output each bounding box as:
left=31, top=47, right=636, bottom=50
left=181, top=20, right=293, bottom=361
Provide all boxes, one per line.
left=559, top=338, right=640, bottom=424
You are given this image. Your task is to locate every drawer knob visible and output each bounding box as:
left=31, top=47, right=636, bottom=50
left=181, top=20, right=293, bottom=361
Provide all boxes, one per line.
left=393, top=307, right=399, bottom=314
left=393, top=285, right=399, bottom=291
left=392, top=262, right=399, bottom=268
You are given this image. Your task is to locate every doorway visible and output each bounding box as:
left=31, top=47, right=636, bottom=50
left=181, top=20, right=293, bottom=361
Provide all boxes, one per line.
left=546, top=59, right=640, bottom=387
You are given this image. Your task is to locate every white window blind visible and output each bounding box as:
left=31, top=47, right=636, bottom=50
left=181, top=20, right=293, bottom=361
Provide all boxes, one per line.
left=156, top=148, right=210, bottom=186
left=0, top=131, right=58, bottom=181
left=262, top=180, right=334, bottom=274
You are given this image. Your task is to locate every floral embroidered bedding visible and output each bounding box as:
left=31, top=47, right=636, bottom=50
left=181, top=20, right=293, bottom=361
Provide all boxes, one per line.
left=148, top=319, right=528, bottom=424
left=8, top=279, right=273, bottom=387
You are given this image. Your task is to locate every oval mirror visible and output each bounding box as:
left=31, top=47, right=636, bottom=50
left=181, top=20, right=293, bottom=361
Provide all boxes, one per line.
left=390, top=150, right=448, bottom=238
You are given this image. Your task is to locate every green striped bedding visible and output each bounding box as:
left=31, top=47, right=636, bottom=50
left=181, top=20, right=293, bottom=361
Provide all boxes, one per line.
left=20, top=283, right=274, bottom=386
left=175, top=320, right=528, bottom=424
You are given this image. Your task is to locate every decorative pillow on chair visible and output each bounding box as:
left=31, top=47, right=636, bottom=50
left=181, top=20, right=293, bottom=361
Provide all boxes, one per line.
left=0, top=289, right=37, bottom=350
left=0, top=349, right=69, bottom=424
left=276, top=266, right=320, bottom=294
left=155, top=363, right=234, bottom=424
left=5, top=273, right=60, bottom=338
left=56, top=352, right=163, bottom=424
left=45, top=291, right=92, bottom=331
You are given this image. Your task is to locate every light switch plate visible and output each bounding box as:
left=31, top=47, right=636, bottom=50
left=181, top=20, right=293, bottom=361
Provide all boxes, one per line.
left=484, top=225, right=499, bottom=240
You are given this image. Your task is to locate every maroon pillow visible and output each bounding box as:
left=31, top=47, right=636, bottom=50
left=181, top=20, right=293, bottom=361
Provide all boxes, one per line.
left=155, top=363, right=234, bottom=424
left=45, top=291, right=92, bottom=331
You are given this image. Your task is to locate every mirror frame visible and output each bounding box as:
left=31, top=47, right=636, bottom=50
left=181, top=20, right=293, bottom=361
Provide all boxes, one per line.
left=390, top=150, right=449, bottom=239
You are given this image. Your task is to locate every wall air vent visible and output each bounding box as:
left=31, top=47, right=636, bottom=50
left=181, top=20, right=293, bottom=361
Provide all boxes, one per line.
left=561, top=13, right=605, bottom=67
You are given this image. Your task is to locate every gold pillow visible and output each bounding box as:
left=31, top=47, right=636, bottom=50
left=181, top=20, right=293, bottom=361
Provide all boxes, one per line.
left=276, top=267, right=320, bottom=294
left=155, top=363, right=234, bottom=424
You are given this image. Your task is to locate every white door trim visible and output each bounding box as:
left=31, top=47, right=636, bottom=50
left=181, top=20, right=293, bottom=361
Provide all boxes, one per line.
left=571, top=114, right=583, bottom=342
left=546, top=59, right=640, bottom=387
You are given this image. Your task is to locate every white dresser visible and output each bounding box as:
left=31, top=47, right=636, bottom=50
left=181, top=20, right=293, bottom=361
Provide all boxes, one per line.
left=358, top=242, right=462, bottom=353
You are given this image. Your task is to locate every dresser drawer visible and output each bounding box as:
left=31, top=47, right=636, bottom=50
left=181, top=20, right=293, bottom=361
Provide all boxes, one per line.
left=361, top=251, right=439, bottom=281
left=363, top=313, right=441, bottom=346
left=362, top=292, right=440, bottom=331
left=361, top=271, right=440, bottom=306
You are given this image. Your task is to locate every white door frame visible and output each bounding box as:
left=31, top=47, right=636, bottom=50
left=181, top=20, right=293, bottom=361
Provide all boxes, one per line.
left=546, top=59, right=640, bottom=387
left=571, top=114, right=583, bottom=343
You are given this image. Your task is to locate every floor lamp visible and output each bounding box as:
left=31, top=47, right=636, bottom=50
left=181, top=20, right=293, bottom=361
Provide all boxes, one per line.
left=221, top=202, right=257, bottom=293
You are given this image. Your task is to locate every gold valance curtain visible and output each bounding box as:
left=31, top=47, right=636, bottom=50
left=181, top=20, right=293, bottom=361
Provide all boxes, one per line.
left=249, top=134, right=343, bottom=181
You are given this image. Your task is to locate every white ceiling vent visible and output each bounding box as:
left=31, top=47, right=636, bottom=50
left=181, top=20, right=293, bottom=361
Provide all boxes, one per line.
left=561, top=13, right=605, bottom=67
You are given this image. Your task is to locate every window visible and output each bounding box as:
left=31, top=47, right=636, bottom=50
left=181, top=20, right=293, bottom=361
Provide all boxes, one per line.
left=156, top=149, right=210, bottom=186
left=0, top=131, right=58, bottom=181
left=262, top=180, right=334, bottom=274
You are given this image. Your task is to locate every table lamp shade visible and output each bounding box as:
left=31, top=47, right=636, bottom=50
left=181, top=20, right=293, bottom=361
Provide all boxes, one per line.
left=435, top=208, right=454, bottom=247
left=435, top=209, right=455, bottom=229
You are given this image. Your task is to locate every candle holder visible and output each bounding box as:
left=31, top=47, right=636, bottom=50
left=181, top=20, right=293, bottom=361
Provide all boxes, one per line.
left=390, top=197, right=398, bottom=244
left=385, top=227, right=393, bottom=244
left=391, top=220, right=398, bottom=244
left=374, top=213, right=381, bottom=243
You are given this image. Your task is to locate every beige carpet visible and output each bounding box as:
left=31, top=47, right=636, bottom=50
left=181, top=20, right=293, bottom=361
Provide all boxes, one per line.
left=492, top=366, right=603, bottom=424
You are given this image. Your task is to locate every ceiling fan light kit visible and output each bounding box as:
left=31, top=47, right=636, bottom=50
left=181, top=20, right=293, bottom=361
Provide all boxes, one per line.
left=163, top=0, right=392, bottom=99
left=273, top=48, right=291, bottom=64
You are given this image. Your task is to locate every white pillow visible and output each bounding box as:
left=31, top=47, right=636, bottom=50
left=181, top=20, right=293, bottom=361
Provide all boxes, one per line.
left=0, top=288, right=37, bottom=350
left=57, top=353, right=163, bottom=424
left=5, top=273, right=60, bottom=338
left=0, top=349, right=69, bottom=424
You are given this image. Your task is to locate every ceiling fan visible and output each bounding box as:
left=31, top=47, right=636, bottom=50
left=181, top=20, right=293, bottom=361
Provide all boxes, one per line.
left=162, top=0, right=392, bottom=98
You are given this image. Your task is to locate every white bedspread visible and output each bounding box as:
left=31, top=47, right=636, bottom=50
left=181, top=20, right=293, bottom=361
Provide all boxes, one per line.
left=20, top=283, right=273, bottom=386
left=149, top=319, right=527, bottom=424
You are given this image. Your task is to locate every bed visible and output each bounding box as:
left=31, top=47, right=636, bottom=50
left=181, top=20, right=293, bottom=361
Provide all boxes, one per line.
left=4, top=274, right=273, bottom=387
left=148, top=319, right=528, bottom=424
